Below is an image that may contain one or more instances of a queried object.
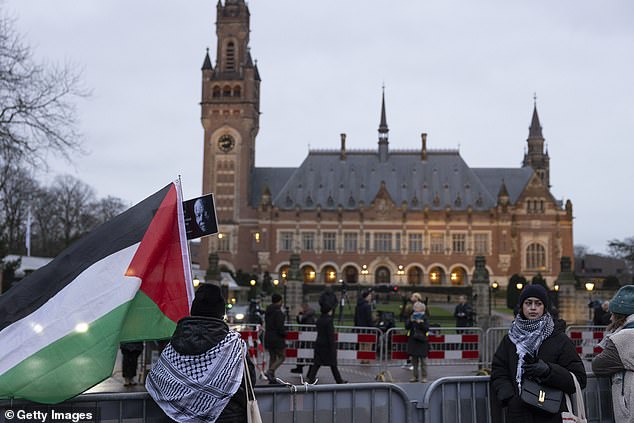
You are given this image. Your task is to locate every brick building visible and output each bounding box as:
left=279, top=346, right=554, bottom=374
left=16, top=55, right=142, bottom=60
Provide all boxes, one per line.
left=199, top=0, right=573, bottom=288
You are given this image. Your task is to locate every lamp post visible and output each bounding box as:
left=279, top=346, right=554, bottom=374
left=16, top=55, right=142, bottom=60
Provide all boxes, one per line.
left=585, top=281, right=595, bottom=322
left=361, top=265, right=369, bottom=283
left=249, top=278, right=256, bottom=300
left=490, top=281, right=499, bottom=311
left=397, top=265, right=405, bottom=285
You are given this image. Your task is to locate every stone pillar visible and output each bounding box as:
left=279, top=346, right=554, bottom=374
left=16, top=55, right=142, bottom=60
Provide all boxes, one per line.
left=556, top=256, right=579, bottom=324
left=205, top=252, right=221, bottom=284
left=472, top=256, right=491, bottom=330
left=285, top=253, right=304, bottom=323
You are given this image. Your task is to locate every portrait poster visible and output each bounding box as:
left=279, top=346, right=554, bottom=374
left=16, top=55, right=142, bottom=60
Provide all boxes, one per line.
left=182, top=193, right=218, bottom=239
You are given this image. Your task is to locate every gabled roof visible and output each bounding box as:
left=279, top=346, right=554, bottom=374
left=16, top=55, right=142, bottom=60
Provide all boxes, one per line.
left=250, top=149, right=537, bottom=212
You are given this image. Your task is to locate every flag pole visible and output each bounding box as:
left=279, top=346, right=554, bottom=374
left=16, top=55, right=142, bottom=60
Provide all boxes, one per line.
left=26, top=206, right=32, bottom=257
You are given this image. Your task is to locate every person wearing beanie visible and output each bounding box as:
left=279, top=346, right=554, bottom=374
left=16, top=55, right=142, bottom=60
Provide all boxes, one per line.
left=490, top=283, right=586, bottom=422
left=146, top=283, right=255, bottom=423
left=592, top=284, right=634, bottom=423
left=306, top=304, right=347, bottom=384
left=406, top=301, right=429, bottom=382
left=264, top=293, right=287, bottom=384
left=354, top=289, right=374, bottom=364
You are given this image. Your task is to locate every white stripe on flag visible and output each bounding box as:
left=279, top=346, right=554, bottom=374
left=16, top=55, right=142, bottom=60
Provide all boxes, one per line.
left=0, top=244, right=140, bottom=375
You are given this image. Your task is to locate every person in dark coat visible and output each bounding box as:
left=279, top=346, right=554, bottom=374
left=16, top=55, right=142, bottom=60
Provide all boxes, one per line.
left=354, top=290, right=373, bottom=327
left=120, top=341, right=143, bottom=386
left=290, top=302, right=317, bottom=374
left=490, top=284, right=586, bottom=423
left=405, top=301, right=429, bottom=382
left=454, top=295, right=473, bottom=329
left=306, top=304, right=347, bottom=384
left=146, top=283, right=255, bottom=423
left=319, top=286, right=338, bottom=314
left=264, top=293, right=287, bottom=384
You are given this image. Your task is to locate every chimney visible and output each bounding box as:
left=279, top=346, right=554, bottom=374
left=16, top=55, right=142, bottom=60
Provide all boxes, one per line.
left=421, top=133, right=427, bottom=161
left=340, top=133, right=346, bottom=160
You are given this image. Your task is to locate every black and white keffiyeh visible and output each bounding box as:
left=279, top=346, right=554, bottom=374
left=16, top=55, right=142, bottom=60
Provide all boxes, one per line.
left=508, top=312, right=554, bottom=390
left=146, top=331, right=245, bottom=423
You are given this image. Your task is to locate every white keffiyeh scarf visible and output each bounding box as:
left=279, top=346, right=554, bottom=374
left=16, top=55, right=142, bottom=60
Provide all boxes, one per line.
left=508, top=312, right=554, bottom=390
left=146, top=331, right=245, bottom=423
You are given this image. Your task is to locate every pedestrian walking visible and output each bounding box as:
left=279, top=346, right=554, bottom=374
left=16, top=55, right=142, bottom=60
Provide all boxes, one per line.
left=592, top=285, right=634, bottom=423
left=490, top=284, right=586, bottom=422
left=146, top=283, right=255, bottom=423
left=306, top=304, right=347, bottom=384
left=406, top=301, right=429, bottom=382
left=290, top=301, right=316, bottom=374
left=264, top=293, right=286, bottom=384
left=319, top=285, right=338, bottom=314
left=120, top=341, right=143, bottom=386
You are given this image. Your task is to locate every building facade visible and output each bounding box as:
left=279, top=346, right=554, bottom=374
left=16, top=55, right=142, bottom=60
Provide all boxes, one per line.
left=200, top=0, right=573, bottom=288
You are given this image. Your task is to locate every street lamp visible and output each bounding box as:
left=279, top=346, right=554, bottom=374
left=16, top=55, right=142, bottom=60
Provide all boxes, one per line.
left=516, top=281, right=524, bottom=291
left=249, top=278, right=256, bottom=300
left=491, top=281, right=499, bottom=309
left=361, top=264, right=369, bottom=283
left=585, top=281, right=595, bottom=321
left=193, top=277, right=200, bottom=288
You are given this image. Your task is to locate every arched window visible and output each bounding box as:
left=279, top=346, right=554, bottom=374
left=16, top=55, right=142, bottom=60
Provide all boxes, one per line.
left=343, top=265, right=358, bottom=283
left=212, top=85, right=221, bottom=98
left=322, top=265, right=337, bottom=284
left=526, top=243, right=546, bottom=270
left=449, top=267, right=468, bottom=285
left=407, top=267, right=423, bottom=285
left=225, top=41, right=236, bottom=72
left=429, top=266, right=445, bottom=285
left=222, top=85, right=232, bottom=97
left=233, top=85, right=241, bottom=97
left=302, top=265, right=316, bottom=284
left=375, top=266, right=390, bottom=284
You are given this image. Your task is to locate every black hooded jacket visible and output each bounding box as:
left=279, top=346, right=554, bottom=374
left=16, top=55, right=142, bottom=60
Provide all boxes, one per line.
left=354, top=297, right=373, bottom=327
left=170, top=316, right=256, bottom=423
left=490, top=318, right=587, bottom=423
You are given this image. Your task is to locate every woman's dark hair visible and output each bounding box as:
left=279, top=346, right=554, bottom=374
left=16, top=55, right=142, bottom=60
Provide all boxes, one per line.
left=607, top=312, right=627, bottom=332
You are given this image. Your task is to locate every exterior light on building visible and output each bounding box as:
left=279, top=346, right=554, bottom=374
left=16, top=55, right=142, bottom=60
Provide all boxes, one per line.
left=231, top=297, right=237, bottom=304
left=309, top=271, right=316, bottom=280
left=491, top=281, right=499, bottom=290
left=430, top=272, right=439, bottom=282
left=281, top=270, right=287, bottom=279
left=450, top=272, right=459, bottom=282
left=585, top=281, right=595, bottom=292
left=361, top=265, right=369, bottom=275
left=397, top=265, right=405, bottom=275
left=273, top=279, right=279, bottom=286
left=218, top=233, right=224, bottom=239
left=254, top=232, right=261, bottom=243
left=250, top=279, right=256, bottom=286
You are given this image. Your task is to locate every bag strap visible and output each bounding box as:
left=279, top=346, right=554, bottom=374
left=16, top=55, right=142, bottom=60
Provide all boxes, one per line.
left=241, top=342, right=256, bottom=401
left=568, top=372, right=587, bottom=420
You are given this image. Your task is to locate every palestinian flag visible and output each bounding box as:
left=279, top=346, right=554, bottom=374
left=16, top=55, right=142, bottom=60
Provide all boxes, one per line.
left=0, top=181, right=194, bottom=404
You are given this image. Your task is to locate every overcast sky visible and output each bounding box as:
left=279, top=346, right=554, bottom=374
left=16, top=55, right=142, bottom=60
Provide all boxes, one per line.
left=5, top=0, right=634, bottom=254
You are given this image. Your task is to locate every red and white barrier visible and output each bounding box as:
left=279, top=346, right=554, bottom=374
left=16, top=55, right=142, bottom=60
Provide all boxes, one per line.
left=566, top=326, right=605, bottom=357
left=385, top=328, right=482, bottom=365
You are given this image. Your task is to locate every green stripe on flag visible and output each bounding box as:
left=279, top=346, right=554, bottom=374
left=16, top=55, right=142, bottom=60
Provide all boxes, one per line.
left=120, top=290, right=178, bottom=342
left=0, top=302, right=130, bottom=404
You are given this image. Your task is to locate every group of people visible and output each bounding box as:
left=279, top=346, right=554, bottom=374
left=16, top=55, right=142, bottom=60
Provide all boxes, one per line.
left=140, top=279, right=634, bottom=423
left=491, top=283, right=634, bottom=423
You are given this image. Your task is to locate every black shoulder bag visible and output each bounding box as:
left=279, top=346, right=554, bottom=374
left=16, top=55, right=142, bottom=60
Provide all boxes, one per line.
left=520, top=378, right=563, bottom=414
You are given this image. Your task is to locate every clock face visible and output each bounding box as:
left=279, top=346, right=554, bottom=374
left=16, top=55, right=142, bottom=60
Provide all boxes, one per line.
left=218, top=134, right=235, bottom=153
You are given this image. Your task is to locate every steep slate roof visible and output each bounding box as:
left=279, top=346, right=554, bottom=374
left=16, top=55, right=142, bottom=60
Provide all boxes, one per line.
left=250, top=149, right=534, bottom=211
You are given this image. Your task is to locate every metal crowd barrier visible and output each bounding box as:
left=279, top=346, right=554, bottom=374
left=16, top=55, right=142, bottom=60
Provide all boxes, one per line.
left=565, top=325, right=606, bottom=360
left=284, top=324, right=383, bottom=367
left=419, top=374, right=613, bottom=423
left=383, top=327, right=484, bottom=368
left=0, top=384, right=414, bottom=423
left=483, top=327, right=510, bottom=368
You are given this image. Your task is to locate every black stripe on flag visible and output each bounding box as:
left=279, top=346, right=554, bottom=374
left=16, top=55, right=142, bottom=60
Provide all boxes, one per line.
left=0, top=184, right=172, bottom=332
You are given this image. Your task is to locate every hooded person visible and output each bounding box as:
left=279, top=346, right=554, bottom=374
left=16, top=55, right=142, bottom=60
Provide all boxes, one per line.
left=305, top=304, right=347, bottom=384
left=146, top=283, right=255, bottom=423
left=264, top=293, right=286, bottom=384
left=592, top=285, right=634, bottom=423
left=490, top=283, right=586, bottom=423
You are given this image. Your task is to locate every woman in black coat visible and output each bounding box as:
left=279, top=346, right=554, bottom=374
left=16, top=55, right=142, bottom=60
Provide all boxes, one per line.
left=490, top=284, right=586, bottom=423
left=405, top=301, right=429, bottom=382
left=306, top=305, right=347, bottom=384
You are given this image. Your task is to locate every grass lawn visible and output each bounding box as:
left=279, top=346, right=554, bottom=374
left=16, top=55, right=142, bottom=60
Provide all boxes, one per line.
left=332, top=299, right=456, bottom=328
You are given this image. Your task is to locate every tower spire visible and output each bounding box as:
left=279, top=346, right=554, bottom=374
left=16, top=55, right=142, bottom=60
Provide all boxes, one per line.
left=529, top=101, right=543, bottom=139
left=377, top=85, right=389, bottom=162
left=523, top=95, right=550, bottom=188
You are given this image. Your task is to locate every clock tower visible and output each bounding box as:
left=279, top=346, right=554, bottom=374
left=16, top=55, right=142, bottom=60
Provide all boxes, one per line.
left=200, top=0, right=260, bottom=262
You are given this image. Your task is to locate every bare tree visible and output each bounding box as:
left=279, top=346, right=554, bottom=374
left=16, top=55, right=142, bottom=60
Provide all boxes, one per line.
left=48, top=175, right=96, bottom=248
left=0, top=11, right=87, bottom=173
left=91, top=196, right=128, bottom=226
left=0, top=165, right=37, bottom=252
